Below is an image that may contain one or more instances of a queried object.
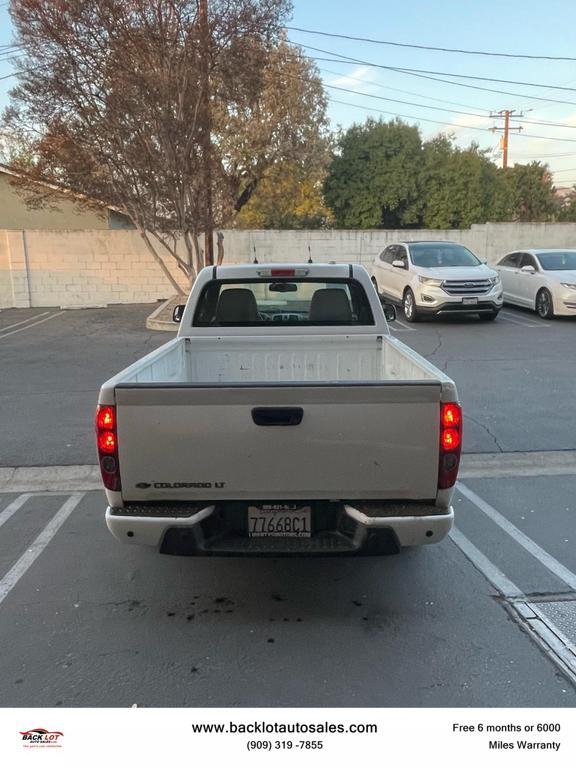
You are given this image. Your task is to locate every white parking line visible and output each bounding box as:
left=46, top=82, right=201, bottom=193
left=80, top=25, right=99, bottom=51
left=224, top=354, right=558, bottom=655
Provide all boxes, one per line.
left=500, top=310, right=550, bottom=328
left=449, top=527, right=524, bottom=598
left=450, top=526, right=576, bottom=685
left=458, top=482, right=576, bottom=591
left=390, top=318, right=415, bottom=331
left=0, top=312, right=50, bottom=333
left=0, top=311, right=66, bottom=340
left=0, top=494, right=33, bottom=529
left=0, top=493, right=84, bottom=606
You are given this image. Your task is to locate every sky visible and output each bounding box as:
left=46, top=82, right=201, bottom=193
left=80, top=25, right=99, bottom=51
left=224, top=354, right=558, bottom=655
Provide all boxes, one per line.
left=1, top=0, right=576, bottom=185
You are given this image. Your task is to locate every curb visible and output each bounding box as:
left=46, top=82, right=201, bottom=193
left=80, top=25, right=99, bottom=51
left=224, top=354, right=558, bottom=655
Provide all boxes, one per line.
left=2, top=453, right=576, bottom=493
left=145, top=296, right=179, bottom=331
left=146, top=294, right=190, bottom=331
left=0, top=466, right=102, bottom=493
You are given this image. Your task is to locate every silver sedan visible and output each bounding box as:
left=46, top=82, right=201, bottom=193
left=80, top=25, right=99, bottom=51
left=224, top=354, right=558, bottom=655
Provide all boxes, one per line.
left=495, top=249, right=576, bottom=319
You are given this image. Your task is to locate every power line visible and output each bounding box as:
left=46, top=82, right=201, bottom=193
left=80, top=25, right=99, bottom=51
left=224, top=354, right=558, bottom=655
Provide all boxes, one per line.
left=0, top=65, right=43, bottom=81
left=299, top=43, right=576, bottom=93
left=320, top=67, right=484, bottom=111
left=510, top=152, right=576, bottom=158
left=322, top=79, right=576, bottom=130
left=4, top=42, right=576, bottom=150
left=329, top=98, right=506, bottom=133
left=325, top=82, right=491, bottom=121
left=312, top=55, right=576, bottom=107
left=283, top=63, right=576, bottom=134
left=287, top=26, right=576, bottom=62
left=322, top=70, right=573, bottom=131
left=328, top=97, right=576, bottom=143
left=282, top=66, right=576, bottom=141
left=519, top=79, right=576, bottom=112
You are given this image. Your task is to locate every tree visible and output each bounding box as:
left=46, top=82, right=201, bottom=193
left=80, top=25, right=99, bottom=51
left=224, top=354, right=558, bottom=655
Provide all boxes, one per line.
left=3, top=1, right=328, bottom=290
left=323, top=118, right=423, bottom=228
left=421, top=136, right=498, bottom=229
left=489, top=168, right=515, bottom=222
left=235, top=160, right=333, bottom=229
left=490, top=163, right=557, bottom=222
left=508, top=163, right=557, bottom=221
left=557, top=187, right=576, bottom=222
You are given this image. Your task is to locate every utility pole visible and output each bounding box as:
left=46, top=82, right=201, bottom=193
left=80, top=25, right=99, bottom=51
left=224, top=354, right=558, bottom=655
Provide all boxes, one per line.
left=199, top=0, right=214, bottom=265
left=490, top=110, right=524, bottom=169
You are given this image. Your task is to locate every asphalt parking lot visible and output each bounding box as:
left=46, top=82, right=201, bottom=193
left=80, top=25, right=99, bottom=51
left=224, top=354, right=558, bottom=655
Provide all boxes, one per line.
left=0, top=303, right=574, bottom=466
left=0, top=303, right=575, bottom=706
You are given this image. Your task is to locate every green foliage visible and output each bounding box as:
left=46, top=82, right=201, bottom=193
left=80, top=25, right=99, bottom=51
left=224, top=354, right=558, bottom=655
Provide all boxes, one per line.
left=504, top=163, right=557, bottom=221
left=323, top=118, right=561, bottom=229
left=421, top=138, right=497, bottom=228
left=235, top=161, right=334, bottom=229
left=557, top=191, right=576, bottom=222
left=324, top=119, right=423, bottom=228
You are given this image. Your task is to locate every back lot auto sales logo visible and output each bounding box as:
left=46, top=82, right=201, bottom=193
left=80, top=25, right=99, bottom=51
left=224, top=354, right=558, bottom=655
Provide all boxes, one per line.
left=20, top=728, right=64, bottom=748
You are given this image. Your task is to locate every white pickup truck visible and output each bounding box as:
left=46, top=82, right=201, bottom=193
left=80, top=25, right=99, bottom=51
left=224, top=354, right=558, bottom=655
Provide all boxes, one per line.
left=96, top=263, right=462, bottom=556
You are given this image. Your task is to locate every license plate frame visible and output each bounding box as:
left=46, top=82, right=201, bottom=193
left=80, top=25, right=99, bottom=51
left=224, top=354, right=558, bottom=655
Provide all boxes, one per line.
left=248, top=505, right=312, bottom=538
left=462, top=297, right=479, bottom=306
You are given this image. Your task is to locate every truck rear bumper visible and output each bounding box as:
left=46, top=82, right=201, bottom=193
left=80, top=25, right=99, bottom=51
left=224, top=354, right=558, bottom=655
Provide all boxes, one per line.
left=106, top=502, right=454, bottom=555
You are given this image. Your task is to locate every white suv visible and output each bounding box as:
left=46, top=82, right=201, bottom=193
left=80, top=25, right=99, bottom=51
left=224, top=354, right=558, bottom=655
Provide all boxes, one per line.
left=371, top=241, right=503, bottom=322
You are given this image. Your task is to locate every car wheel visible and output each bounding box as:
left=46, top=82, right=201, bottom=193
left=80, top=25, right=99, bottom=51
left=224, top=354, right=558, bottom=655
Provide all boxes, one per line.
left=536, top=288, right=554, bottom=319
left=479, top=310, right=499, bottom=321
left=403, top=288, right=420, bottom=322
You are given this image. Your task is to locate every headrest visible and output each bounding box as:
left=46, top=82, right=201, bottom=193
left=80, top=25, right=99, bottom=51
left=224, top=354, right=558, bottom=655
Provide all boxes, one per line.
left=215, top=289, right=259, bottom=323
left=309, top=288, right=352, bottom=323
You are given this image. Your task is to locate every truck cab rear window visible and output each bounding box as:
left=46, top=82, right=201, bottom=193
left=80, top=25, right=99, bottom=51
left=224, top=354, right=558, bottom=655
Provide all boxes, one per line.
left=193, top=279, right=375, bottom=327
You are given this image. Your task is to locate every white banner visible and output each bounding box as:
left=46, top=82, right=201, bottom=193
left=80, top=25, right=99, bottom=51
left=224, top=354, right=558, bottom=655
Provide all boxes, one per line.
left=1, top=708, right=575, bottom=766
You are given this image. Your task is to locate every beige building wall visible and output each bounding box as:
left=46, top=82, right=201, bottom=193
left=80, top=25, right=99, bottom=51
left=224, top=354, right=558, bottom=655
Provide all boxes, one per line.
left=0, top=173, right=113, bottom=230
left=1, top=223, right=576, bottom=308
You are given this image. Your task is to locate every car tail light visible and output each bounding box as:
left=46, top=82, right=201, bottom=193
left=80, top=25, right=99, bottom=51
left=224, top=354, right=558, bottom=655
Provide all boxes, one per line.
left=96, top=406, right=115, bottom=430
left=98, top=431, right=116, bottom=454
left=438, top=402, right=462, bottom=490
left=96, top=404, right=121, bottom=491
left=441, top=403, right=461, bottom=428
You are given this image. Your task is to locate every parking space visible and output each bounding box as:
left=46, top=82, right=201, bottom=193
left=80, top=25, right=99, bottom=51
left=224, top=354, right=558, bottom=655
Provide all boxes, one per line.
left=388, top=304, right=559, bottom=332
left=0, top=303, right=574, bottom=464
left=1, top=301, right=575, bottom=707
left=0, top=304, right=167, bottom=466
left=388, top=305, right=576, bottom=453
left=0, top=475, right=575, bottom=707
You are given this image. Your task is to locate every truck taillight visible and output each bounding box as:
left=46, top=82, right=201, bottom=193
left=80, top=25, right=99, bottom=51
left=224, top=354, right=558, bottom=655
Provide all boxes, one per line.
left=438, top=402, right=462, bottom=490
left=96, top=406, right=115, bottom=430
left=96, top=405, right=121, bottom=491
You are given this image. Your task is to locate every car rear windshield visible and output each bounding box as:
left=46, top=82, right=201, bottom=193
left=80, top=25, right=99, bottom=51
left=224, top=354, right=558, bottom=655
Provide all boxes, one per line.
left=536, top=251, right=576, bottom=271
left=192, top=278, right=375, bottom=327
left=409, top=243, right=481, bottom=268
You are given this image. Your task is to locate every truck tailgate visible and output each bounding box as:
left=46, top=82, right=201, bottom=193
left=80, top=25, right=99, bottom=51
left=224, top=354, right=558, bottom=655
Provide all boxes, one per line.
left=115, top=384, right=441, bottom=502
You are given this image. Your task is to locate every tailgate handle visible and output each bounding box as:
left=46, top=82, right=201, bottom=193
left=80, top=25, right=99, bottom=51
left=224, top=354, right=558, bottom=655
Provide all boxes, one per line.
left=252, top=407, right=304, bottom=427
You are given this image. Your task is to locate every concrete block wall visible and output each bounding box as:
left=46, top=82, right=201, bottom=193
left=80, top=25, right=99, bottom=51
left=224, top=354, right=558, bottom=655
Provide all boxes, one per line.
left=0, top=231, right=32, bottom=308
left=1, top=223, right=576, bottom=308
left=0, top=230, right=183, bottom=309
left=232, top=228, right=488, bottom=267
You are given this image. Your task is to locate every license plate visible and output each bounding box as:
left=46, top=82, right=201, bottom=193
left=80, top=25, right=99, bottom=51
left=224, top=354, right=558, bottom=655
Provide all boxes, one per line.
left=463, top=297, right=478, bottom=305
left=248, top=505, right=311, bottom=538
